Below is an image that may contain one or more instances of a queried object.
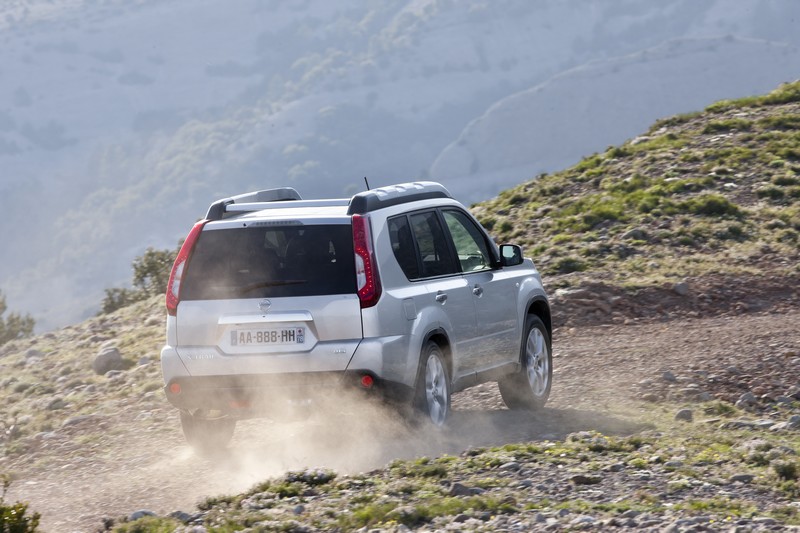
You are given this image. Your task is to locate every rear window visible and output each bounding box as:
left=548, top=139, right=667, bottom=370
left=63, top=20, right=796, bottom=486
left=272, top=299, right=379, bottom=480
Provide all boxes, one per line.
left=181, top=224, right=356, bottom=300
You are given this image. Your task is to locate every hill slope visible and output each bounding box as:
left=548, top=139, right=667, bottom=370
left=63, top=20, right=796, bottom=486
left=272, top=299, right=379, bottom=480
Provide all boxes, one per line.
left=1, top=84, right=800, bottom=531
left=474, top=80, right=800, bottom=285
left=4, top=0, right=800, bottom=332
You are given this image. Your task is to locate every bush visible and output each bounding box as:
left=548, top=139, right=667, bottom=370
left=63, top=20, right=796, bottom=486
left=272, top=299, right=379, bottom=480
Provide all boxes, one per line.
left=100, top=246, right=178, bottom=314
left=0, top=291, right=34, bottom=346
left=1, top=475, right=40, bottom=533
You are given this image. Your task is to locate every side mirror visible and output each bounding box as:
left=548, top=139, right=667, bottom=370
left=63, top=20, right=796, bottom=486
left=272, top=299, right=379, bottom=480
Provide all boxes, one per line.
left=499, top=244, right=523, bottom=267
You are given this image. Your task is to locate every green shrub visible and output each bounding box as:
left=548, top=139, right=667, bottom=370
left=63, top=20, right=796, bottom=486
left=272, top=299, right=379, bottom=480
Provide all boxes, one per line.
left=1, top=475, right=40, bottom=533
left=680, top=194, right=741, bottom=217
left=0, top=291, right=35, bottom=346
left=773, top=461, right=799, bottom=481
left=702, top=118, right=752, bottom=134
left=553, top=257, right=586, bottom=274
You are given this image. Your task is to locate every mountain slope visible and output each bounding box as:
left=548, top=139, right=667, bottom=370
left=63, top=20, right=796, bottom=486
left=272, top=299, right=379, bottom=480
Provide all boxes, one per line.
left=473, top=80, right=800, bottom=289
left=2, top=83, right=800, bottom=532
left=5, top=0, right=800, bottom=332
left=431, top=36, right=800, bottom=201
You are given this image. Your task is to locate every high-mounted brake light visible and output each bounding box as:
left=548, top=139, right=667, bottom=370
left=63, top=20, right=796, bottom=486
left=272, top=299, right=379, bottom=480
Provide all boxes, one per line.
left=165, top=220, right=208, bottom=316
left=352, top=214, right=382, bottom=308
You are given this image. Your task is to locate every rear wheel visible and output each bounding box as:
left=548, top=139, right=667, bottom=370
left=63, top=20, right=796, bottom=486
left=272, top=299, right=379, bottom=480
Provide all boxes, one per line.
left=180, top=410, right=236, bottom=453
left=499, top=315, right=552, bottom=410
left=413, top=341, right=451, bottom=427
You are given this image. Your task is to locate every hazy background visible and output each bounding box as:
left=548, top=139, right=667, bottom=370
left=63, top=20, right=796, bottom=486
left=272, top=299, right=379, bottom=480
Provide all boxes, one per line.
left=1, top=0, right=799, bottom=331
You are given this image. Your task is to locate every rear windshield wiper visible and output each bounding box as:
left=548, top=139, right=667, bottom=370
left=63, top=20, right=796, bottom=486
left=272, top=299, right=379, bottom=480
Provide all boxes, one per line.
left=237, top=280, right=307, bottom=295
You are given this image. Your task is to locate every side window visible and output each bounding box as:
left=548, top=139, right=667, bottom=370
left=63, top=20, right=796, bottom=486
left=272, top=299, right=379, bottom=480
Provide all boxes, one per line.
left=409, top=211, right=458, bottom=278
left=442, top=210, right=492, bottom=273
left=388, top=216, right=420, bottom=280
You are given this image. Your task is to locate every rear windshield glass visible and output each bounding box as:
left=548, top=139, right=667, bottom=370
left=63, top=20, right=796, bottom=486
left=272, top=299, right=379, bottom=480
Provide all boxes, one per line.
left=181, top=224, right=356, bottom=300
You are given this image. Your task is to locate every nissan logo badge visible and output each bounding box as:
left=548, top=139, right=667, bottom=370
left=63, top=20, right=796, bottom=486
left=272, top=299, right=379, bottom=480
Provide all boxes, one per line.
left=258, top=299, right=271, bottom=313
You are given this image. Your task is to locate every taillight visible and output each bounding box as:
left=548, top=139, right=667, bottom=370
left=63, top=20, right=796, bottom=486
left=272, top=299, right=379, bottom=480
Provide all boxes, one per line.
left=165, top=220, right=207, bottom=316
left=352, top=214, right=381, bottom=308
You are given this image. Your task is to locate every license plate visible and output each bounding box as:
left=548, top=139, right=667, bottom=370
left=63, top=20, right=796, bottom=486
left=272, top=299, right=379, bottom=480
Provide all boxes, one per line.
left=231, top=327, right=305, bottom=346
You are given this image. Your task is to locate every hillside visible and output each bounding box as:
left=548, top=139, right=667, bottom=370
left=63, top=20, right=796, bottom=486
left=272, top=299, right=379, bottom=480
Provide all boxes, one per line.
left=4, top=0, right=800, bottom=333
left=1, top=85, right=800, bottom=531
left=474, top=80, right=800, bottom=288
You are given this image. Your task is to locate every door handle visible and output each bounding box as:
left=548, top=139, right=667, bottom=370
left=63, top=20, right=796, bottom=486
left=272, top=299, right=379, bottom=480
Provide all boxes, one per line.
left=472, top=285, right=483, bottom=296
left=435, top=292, right=447, bottom=303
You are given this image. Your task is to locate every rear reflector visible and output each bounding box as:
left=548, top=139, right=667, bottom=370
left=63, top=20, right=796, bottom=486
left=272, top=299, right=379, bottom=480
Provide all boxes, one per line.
left=169, top=383, right=182, bottom=395
left=360, top=375, right=375, bottom=389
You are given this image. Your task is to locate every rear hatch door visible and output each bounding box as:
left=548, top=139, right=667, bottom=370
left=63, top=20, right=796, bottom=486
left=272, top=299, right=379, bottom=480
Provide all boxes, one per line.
left=175, top=219, right=362, bottom=376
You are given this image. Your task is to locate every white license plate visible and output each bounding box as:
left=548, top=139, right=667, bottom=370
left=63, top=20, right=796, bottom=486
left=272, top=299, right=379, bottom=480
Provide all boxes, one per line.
left=231, top=327, right=306, bottom=346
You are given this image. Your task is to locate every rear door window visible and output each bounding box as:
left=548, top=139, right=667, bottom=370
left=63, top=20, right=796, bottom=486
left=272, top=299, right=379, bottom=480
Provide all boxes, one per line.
left=389, top=211, right=457, bottom=279
left=182, top=224, right=356, bottom=300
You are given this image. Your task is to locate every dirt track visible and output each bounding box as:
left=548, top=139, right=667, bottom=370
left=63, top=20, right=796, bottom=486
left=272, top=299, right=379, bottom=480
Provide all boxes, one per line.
left=5, top=309, right=800, bottom=532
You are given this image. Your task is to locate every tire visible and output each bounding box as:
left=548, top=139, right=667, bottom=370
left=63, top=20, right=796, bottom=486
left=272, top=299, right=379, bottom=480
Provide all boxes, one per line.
left=499, top=315, right=552, bottom=410
left=412, top=341, right=451, bottom=427
left=180, top=410, right=236, bottom=453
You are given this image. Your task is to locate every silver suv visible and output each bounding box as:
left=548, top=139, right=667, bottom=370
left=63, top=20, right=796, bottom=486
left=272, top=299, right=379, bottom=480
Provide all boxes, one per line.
left=161, top=182, right=551, bottom=449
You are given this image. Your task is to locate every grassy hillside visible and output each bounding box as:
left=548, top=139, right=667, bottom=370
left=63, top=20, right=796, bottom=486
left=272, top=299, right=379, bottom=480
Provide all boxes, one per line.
left=1, top=83, right=800, bottom=532
left=474, top=81, right=800, bottom=286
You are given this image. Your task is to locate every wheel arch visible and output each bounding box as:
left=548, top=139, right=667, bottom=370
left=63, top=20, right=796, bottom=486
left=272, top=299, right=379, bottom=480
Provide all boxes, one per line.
left=526, top=297, right=552, bottom=339
left=421, top=327, right=453, bottom=379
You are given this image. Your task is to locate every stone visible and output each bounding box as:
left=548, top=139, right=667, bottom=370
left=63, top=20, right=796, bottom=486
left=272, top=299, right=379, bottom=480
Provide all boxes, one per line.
left=662, top=370, right=677, bottom=382
left=129, top=510, right=157, bottom=521
left=730, top=473, right=754, bottom=483
left=675, top=409, right=693, bottom=422
left=168, top=511, right=194, bottom=524
left=293, top=504, right=305, bottom=515
left=500, top=461, right=521, bottom=471
left=569, top=474, right=602, bottom=485
left=92, top=346, right=124, bottom=375
left=622, top=228, right=647, bottom=241
left=735, top=392, right=757, bottom=409
left=672, top=282, right=690, bottom=296
left=449, top=482, right=479, bottom=497
left=25, top=349, right=44, bottom=358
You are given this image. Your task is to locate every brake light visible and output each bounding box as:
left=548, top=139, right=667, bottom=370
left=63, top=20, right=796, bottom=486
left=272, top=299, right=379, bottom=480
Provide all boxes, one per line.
left=165, top=220, right=207, bottom=316
left=352, top=214, right=382, bottom=308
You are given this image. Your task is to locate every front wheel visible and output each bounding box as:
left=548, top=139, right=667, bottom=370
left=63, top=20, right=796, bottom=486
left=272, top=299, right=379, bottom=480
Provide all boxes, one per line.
left=499, top=315, right=552, bottom=410
left=180, top=410, right=236, bottom=453
left=413, top=342, right=451, bottom=427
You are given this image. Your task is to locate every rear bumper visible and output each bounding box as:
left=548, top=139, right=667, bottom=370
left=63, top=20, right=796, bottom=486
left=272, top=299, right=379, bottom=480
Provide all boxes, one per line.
left=163, top=370, right=413, bottom=418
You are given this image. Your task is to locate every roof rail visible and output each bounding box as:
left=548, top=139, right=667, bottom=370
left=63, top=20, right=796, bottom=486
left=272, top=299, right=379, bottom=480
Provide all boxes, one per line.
left=205, top=187, right=302, bottom=220
left=347, top=181, right=452, bottom=215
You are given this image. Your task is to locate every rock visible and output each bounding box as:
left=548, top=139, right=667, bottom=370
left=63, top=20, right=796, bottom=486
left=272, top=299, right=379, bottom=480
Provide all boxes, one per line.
left=145, top=316, right=162, bottom=327
left=662, top=370, right=677, bottom=382
left=293, top=504, right=305, bottom=515
left=672, top=282, right=690, bottom=296
left=730, top=473, right=754, bottom=483
left=500, top=461, right=521, bottom=471
left=675, top=409, right=693, bottom=422
left=25, top=349, right=44, bottom=358
left=168, top=511, right=194, bottom=524
left=46, top=397, right=67, bottom=410
left=449, top=482, right=481, bottom=497
left=92, top=346, right=124, bottom=375
left=454, top=514, right=470, bottom=523
left=789, top=415, right=800, bottom=430
left=129, top=509, right=157, bottom=521
left=622, top=228, right=647, bottom=241
left=569, top=474, right=602, bottom=485
left=642, top=393, right=660, bottom=402
left=735, top=392, right=757, bottom=409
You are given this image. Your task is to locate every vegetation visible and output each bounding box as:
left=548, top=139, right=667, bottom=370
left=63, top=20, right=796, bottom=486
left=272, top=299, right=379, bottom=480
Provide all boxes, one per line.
left=100, top=247, right=177, bottom=314
left=474, top=80, right=800, bottom=286
left=0, top=291, right=34, bottom=346
left=0, top=475, right=40, bottom=533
